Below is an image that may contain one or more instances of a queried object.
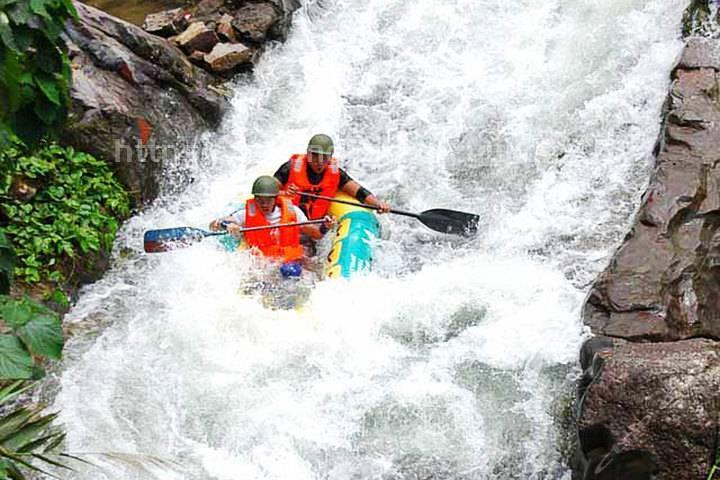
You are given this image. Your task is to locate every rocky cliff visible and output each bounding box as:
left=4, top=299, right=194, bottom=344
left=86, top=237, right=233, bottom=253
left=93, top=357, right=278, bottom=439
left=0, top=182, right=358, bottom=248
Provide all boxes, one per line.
left=61, top=0, right=300, bottom=206
left=576, top=26, right=720, bottom=480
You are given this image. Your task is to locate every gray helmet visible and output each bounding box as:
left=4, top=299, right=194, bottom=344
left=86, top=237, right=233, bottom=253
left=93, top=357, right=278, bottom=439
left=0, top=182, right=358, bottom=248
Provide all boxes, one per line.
left=251, top=175, right=280, bottom=197
left=307, top=134, right=334, bottom=156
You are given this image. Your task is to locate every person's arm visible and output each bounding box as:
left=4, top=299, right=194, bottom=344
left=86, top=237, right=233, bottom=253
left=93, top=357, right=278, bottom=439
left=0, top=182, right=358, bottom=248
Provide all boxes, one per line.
left=273, top=161, right=291, bottom=190
left=341, top=180, right=390, bottom=213
left=294, top=207, right=335, bottom=239
left=302, top=216, right=336, bottom=239
left=209, top=208, right=245, bottom=236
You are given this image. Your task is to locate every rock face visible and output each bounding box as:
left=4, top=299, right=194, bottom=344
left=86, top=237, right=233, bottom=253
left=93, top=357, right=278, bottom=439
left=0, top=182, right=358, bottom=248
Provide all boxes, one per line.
left=576, top=36, right=720, bottom=479
left=61, top=0, right=303, bottom=207
left=62, top=1, right=229, bottom=206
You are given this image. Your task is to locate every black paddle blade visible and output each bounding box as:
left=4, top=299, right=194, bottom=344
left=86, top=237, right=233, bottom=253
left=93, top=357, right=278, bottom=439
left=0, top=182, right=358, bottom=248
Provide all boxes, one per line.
left=143, top=227, right=208, bottom=253
left=417, top=209, right=479, bottom=236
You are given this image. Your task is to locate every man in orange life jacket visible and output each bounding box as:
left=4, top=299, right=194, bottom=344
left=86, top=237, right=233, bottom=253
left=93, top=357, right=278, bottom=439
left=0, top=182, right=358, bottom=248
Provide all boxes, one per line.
left=273, top=134, right=390, bottom=223
left=208, top=176, right=334, bottom=277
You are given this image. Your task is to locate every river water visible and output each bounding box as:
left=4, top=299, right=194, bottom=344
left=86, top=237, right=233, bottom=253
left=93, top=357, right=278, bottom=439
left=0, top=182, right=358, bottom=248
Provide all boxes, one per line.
left=52, top=1, right=686, bottom=479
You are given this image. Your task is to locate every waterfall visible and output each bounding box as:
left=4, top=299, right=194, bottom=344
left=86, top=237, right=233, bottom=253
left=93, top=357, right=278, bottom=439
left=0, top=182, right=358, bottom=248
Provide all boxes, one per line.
left=54, top=1, right=686, bottom=478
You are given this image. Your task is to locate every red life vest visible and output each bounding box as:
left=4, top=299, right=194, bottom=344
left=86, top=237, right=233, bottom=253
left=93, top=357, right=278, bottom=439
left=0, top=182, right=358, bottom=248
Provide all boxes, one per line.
left=285, top=154, right=341, bottom=219
left=244, top=197, right=304, bottom=262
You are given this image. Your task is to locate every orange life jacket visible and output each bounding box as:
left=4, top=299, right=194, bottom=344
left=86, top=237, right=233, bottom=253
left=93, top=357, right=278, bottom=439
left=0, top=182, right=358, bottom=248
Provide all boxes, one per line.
left=244, top=197, right=304, bottom=262
left=286, top=154, right=341, bottom=219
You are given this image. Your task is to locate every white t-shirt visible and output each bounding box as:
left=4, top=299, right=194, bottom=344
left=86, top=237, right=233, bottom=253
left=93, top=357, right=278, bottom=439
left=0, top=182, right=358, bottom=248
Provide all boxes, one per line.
left=230, top=203, right=308, bottom=227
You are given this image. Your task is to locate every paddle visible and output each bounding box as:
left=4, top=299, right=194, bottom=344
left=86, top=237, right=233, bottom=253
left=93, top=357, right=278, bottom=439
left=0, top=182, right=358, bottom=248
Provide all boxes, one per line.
left=297, top=192, right=479, bottom=236
left=143, top=219, right=326, bottom=253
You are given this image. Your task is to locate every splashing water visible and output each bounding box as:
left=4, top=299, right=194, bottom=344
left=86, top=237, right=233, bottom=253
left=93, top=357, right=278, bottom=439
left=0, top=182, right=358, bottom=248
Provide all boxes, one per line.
left=53, top=0, right=686, bottom=478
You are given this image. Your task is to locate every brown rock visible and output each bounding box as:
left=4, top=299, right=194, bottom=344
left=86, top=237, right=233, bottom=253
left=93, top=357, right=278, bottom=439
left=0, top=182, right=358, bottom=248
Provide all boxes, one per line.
left=676, top=37, right=720, bottom=70
left=217, top=13, right=238, bottom=42
left=231, top=3, right=280, bottom=44
left=204, top=42, right=253, bottom=72
left=577, top=339, right=720, bottom=480
left=175, top=22, right=219, bottom=53
left=142, top=8, right=187, bottom=37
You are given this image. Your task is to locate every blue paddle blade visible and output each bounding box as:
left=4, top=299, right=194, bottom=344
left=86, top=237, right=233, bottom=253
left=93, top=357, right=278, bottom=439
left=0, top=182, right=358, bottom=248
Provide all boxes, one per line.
left=143, top=227, right=210, bottom=253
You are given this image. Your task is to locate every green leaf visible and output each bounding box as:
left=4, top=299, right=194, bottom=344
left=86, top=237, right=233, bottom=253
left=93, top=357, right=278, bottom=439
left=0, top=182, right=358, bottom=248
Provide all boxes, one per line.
left=33, top=74, right=59, bottom=106
left=16, top=315, right=62, bottom=360
left=0, top=336, right=32, bottom=379
left=42, top=432, right=65, bottom=454
left=2, top=410, right=56, bottom=451
left=0, top=407, right=35, bottom=443
left=6, top=460, right=28, bottom=480
left=0, top=301, right=32, bottom=329
left=30, top=452, right=72, bottom=471
left=0, top=446, right=57, bottom=478
left=5, top=1, right=30, bottom=26
left=0, top=380, right=30, bottom=404
left=0, top=12, right=17, bottom=52
left=29, top=0, right=50, bottom=19
left=18, top=431, right=62, bottom=453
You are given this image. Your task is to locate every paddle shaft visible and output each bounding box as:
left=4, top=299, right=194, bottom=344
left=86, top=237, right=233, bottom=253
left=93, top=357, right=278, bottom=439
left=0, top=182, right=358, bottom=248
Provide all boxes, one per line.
left=220, top=218, right=325, bottom=234
left=296, top=192, right=419, bottom=219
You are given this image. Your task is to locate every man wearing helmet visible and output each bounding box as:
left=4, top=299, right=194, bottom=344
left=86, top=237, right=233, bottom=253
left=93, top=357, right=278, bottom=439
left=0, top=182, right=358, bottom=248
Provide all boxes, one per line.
left=273, top=134, right=390, bottom=223
left=209, top=175, right=334, bottom=272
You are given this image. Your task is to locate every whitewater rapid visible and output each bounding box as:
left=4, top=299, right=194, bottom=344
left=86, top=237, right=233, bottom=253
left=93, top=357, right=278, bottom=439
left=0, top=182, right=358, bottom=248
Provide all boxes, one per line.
left=53, top=1, right=686, bottom=478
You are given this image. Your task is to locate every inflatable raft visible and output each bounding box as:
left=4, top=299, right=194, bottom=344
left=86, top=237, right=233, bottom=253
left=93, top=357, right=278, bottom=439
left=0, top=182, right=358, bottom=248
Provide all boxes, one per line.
left=218, top=192, right=380, bottom=279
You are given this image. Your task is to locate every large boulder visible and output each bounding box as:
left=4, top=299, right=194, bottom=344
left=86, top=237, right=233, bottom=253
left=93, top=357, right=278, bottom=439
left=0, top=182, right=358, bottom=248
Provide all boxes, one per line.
left=576, top=36, right=720, bottom=479
left=231, top=2, right=281, bottom=44
left=577, top=338, right=720, bottom=480
left=61, top=2, right=229, bottom=206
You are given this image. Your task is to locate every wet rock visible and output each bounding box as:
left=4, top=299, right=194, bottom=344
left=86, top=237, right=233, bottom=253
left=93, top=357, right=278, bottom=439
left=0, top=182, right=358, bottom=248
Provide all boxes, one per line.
left=62, top=2, right=228, bottom=206
left=676, top=37, right=720, bottom=70
left=266, top=0, right=302, bottom=41
left=577, top=339, right=720, bottom=480
left=142, top=7, right=188, bottom=37
left=577, top=34, right=720, bottom=480
left=582, top=42, right=720, bottom=341
left=204, top=42, right=253, bottom=72
left=174, top=21, right=219, bottom=53
left=231, top=2, right=280, bottom=44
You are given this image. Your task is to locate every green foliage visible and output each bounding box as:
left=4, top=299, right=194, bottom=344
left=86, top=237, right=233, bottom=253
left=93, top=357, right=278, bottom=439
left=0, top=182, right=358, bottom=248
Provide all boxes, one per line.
left=0, top=137, right=130, bottom=286
left=0, top=0, right=78, bottom=146
left=0, top=380, right=73, bottom=479
left=0, top=295, right=63, bottom=379
left=0, top=233, right=15, bottom=295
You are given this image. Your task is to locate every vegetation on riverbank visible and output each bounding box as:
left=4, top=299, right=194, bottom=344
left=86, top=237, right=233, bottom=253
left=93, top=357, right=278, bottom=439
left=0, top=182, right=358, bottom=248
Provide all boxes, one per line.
left=1, top=138, right=130, bottom=294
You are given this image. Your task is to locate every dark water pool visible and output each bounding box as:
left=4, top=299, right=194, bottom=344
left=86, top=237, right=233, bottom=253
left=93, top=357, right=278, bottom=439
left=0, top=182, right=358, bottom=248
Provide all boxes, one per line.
left=80, top=0, right=186, bottom=26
